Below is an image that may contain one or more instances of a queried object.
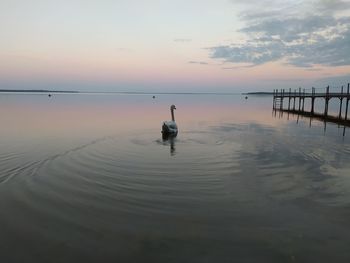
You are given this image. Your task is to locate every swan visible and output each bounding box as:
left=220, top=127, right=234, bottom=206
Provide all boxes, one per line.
left=162, top=105, right=178, bottom=136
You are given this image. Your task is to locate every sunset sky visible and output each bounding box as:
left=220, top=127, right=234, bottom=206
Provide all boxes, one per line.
left=1, top=0, right=350, bottom=92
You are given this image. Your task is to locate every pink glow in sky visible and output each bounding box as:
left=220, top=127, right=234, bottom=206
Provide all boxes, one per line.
left=1, top=0, right=350, bottom=92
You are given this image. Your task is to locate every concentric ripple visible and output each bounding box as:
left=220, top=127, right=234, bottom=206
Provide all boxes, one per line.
left=1, top=131, right=240, bottom=233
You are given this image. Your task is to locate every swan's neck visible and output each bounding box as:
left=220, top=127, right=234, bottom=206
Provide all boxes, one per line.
left=171, top=109, right=175, bottom=122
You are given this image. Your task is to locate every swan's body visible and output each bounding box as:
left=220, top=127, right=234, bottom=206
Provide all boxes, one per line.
left=162, top=121, right=178, bottom=134
left=162, top=105, right=178, bottom=136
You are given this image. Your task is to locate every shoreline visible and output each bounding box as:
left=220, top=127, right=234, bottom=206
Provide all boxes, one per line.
left=0, top=89, right=79, bottom=93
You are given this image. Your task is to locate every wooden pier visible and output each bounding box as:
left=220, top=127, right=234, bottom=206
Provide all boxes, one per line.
left=273, top=83, right=350, bottom=125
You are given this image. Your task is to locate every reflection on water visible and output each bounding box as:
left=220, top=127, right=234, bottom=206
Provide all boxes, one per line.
left=1, top=94, right=350, bottom=262
left=274, top=108, right=349, bottom=136
left=161, top=133, right=177, bottom=156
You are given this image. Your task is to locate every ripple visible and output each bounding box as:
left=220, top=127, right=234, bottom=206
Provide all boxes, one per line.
left=0, top=131, right=240, bottom=231
left=2, top=123, right=350, bottom=254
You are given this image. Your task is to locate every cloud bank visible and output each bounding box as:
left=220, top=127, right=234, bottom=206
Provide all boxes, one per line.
left=210, top=0, right=350, bottom=68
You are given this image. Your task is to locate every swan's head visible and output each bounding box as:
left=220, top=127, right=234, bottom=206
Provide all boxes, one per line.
left=170, top=105, right=176, bottom=110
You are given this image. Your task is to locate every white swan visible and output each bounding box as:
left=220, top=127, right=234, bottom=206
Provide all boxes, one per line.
left=162, top=105, right=178, bottom=136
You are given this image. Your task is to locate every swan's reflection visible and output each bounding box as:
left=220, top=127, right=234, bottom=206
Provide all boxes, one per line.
left=162, top=133, right=177, bottom=156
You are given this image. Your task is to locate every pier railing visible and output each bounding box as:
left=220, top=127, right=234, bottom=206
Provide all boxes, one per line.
left=273, top=83, right=350, bottom=122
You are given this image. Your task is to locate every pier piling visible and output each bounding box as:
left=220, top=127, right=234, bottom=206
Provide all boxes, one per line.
left=324, top=86, right=330, bottom=117
left=345, top=84, right=349, bottom=121
left=311, top=87, right=315, bottom=114
left=339, top=86, right=344, bottom=119
left=298, top=87, right=302, bottom=112
left=293, top=89, right=296, bottom=111
left=288, top=88, right=291, bottom=111
left=273, top=83, right=350, bottom=125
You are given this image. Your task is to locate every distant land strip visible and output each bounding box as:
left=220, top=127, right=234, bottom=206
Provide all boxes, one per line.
left=0, top=89, right=79, bottom=93
left=84, top=91, right=239, bottom=95
left=0, top=90, right=242, bottom=95
left=242, top=92, right=274, bottom=95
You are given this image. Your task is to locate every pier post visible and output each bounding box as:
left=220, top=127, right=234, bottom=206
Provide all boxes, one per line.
left=298, top=87, right=301, bottom=111
left=311, top=87, right=315, bottom=114
left=293, top=89, right=296, bottom=111
left=339, top=86, right=344, bottom=119
left=288, top=88, right=291, bottom=111
left=280, top=89, right=284, bottom=110
left=324, top=86, right=329, bottom=117
left=345, top=83, right=349, bottom=121
left=302, top=89, right=305, bottom=112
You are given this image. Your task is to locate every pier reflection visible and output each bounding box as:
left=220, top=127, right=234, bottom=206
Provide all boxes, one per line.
left=273, top=109, right=349, bottom=136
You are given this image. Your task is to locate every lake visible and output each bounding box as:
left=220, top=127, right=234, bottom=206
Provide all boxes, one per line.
left=1, top=93, right=350, bottom=263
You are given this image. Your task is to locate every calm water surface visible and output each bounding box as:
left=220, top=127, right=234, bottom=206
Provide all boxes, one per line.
left=1, top=93, right=350, bottom=263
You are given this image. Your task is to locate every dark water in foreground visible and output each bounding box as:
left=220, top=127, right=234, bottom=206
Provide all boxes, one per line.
left=1, top=93, right=350, bottom=263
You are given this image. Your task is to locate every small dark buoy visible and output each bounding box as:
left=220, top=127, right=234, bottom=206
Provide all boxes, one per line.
left=245, top=96, right=248, bottom=99
left=153, top=96, right=155, bottom=99
left=48, top=94, right=52, bottom=97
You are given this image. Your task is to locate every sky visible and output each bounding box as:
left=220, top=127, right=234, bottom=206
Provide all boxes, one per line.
left=1, top=0, right=350, bottom=92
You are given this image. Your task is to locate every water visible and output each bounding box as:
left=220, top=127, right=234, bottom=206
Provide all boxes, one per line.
left=1, top=93, right=350, bottom=263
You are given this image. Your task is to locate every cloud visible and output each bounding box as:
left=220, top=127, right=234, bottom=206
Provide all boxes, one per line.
left=240, top=16, right=337, bottom=42
left=188, top=61, right=209, bottom=65
left=316, top=0, right=350, bottom=12
left=314, top=73, right=350, bottom=86
left=211, top=39, right=285, bottom=65
left=221, top=64, right=258, bottom=70
left=211, top=0, right=350, bottom=68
